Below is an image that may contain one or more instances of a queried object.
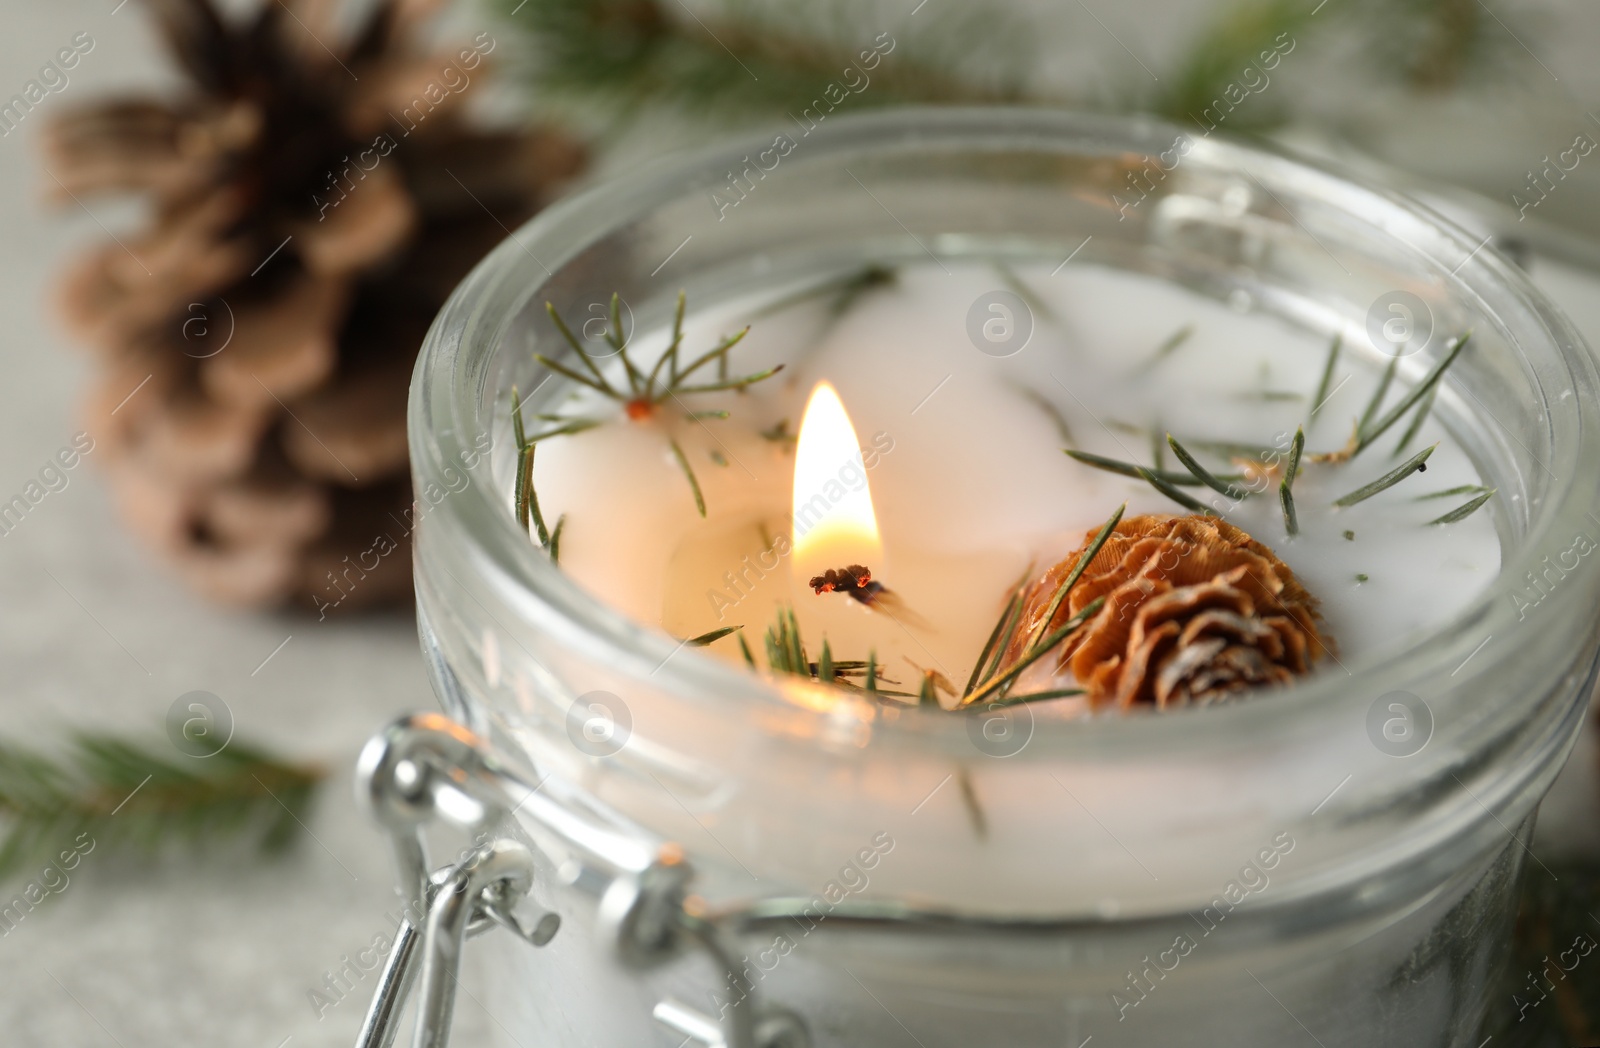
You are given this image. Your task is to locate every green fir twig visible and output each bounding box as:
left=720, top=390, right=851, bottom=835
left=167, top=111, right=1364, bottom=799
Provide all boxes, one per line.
left=495, top=0, right=1029, bottom=121
left=0, top=736, right=322, bottom=880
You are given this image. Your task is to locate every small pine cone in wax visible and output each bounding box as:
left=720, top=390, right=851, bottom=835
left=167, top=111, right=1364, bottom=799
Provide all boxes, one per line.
left=44, top=0, right=585, bottom=611
left=1003, top=514, right=1332, bottom=710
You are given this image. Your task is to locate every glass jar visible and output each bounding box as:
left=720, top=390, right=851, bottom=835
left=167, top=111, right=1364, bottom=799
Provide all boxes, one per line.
left=406, top=108, right=1600, bottom=1047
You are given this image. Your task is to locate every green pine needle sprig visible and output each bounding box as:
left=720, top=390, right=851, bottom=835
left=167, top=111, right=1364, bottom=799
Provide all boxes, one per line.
left=0, top=735, right=322, bottom=880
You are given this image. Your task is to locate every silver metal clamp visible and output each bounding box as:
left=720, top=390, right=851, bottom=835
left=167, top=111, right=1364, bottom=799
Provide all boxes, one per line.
left=351, top=713, right=809, bottom=1048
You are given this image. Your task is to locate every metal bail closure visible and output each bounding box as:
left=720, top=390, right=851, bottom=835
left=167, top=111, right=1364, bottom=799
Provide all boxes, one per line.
left=354, top=837, right=548, bottom=1048
left=351, top=713, right=810, bottom=1048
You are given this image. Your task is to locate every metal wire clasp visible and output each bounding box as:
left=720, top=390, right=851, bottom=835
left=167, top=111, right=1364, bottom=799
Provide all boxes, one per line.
left=351, top=713, right=808, bottom=1048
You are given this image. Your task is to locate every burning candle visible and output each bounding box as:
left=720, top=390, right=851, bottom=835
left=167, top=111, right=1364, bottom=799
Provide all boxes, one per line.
left=528, top=260, right=1499, bottom=709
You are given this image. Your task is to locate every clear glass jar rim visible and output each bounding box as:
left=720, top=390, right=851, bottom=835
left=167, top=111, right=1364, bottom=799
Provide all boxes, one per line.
left=409, top=106, right=1600, bottom=763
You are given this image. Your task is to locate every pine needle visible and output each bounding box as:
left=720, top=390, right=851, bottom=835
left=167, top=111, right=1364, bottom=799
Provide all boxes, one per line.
left=1148, top=323, right=1195, bottom=366
left=549, top=514, right=566, bottom=563
left=1429, top=488, right=1495, bottom=525
left=1168, top=433, right=1250, bottom=500
left=687, top=625, right=742, bottom=646
left=961, top=597, right=1107, bottom=708
left=980, top=687, right=1086, bottom=708
left=527, top=444, right=550, bottom=545
left=966, top=590, right=1023, bottom=696
left=1358, top=355, right=1400, bottom=436
left=668, top=438, right=706, bottom=518
left=1020, top=503, right=1125, bottom=656
left=1415, top=484, right=1492, bottom=501
left=0, top=735, right=322, bottom=880
left=1310, top=334, right=1341, bottom=420
left=1064, top=449, right=1241, bottom=488
left=1136, top=466, right=1218, bottom=515
left=1279, top=426, right=1304, bottom=536
left=1333, top=443, right=1438, bottom=507
left=1356, top=332, right=1471, bottom=454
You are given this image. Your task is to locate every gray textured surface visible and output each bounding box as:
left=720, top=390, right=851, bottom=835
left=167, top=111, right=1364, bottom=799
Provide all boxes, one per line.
left=2, top=2, right=1600, bottom=1047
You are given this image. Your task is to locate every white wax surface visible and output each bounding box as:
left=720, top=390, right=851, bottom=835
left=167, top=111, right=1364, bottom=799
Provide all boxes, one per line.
left=531, top=263, right=1500, bottom=701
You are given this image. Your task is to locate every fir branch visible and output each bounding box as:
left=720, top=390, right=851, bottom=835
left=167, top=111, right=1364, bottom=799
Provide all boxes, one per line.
left=1350, top=0, right=1530, bottom=93
left=1333, top=443, right=1437, bottom=507
left=528, top=291, right=780, bottom=520
left=541, top=293, right=780, bottom=417
left=1150, top=0, right=1327, bottom=131
left=496, top=0, right=1029, bottom=122
left=1429, top=488, right=1495, bottom=524
left=1279, top=426, right=1304, bottom=536
left=0, top=735, right=322, bottom=879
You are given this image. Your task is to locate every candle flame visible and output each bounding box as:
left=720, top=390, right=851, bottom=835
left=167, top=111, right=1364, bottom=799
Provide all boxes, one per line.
left=792, top=382, right=882, bottom=574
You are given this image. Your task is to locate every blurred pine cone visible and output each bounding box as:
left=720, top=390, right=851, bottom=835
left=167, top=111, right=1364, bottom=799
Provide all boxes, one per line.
left=45, top=0, right=584, bottom=611
left=1006, top=514, right=1331, bottom=709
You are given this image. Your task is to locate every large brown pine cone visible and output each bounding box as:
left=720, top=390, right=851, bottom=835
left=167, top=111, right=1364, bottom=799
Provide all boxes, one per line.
left=46, top=0, right=585, bottom=610
left=1005, top=514, right=1332, bottom=709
